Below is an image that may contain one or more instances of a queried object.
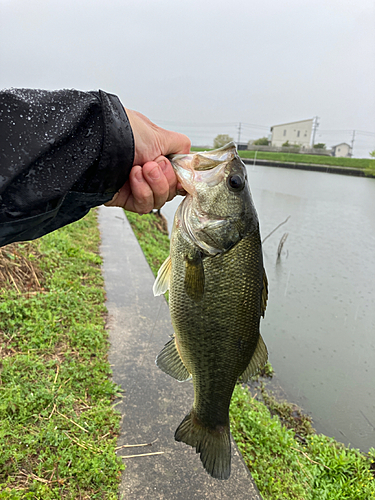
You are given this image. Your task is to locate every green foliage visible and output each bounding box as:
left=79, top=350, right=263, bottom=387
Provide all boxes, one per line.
left=213, top=134, right=234, bottom=149
left=313, top=143, right=326, bottom=149
left=125, top=211, right=170, bottom=277
left=0, top=211, right=123, bottom=499
left=250, top=362, right=274, bottom=381
left=252, top=137, right=269, bottom=146
left=369, top=150, right=375, bottom=158
left=126, top=210, right=375, bottom=500
left=230, top=385, right=375, bottom=500
left=281, top=141, right=300, bottom=149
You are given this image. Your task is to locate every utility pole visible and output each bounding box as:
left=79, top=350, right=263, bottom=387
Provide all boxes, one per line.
left=351, top=130, right=355, bottom=157
left=311, top=116, right=319, bottom=147
left=237, top=122, right=242, bottom=147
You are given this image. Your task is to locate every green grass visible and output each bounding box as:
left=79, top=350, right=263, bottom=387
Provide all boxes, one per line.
left=0, top=211, right=123, bottom=499
left=125, top=211, right=170, bottom=277
left=238, top=150, right=373, bottom=170
left=125, top=210, right=375, bottom=500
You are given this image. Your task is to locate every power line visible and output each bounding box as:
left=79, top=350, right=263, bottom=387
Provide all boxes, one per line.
left=241, top=122, right=270, bottom=130
left=318, top=129, right=375, bottom=136
left=356, top=130, right=375, bottom=136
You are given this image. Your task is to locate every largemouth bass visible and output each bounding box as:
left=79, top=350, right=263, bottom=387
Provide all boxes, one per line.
left=153, top=143, right=268, bottom=480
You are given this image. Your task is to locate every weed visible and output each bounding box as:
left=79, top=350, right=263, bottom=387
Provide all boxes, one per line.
left=0, top=210, right=123, bottom=499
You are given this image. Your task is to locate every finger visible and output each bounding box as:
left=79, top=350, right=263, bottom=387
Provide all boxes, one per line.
left=104, top=182, right=131, bottom=208
left=154, top=156, right=178, bottom=201
left=128, top=165, right=155, bottom=214
left=176, top=183, right=187, bottom=196
left=142, top=161, right=170, bottom=209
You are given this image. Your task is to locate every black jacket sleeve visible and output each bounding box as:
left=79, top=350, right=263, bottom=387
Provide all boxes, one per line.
left=0, top=88, right=134, bottom=247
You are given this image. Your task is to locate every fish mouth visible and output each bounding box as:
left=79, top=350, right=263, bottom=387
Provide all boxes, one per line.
left=169, top=142, right=238, bottom=195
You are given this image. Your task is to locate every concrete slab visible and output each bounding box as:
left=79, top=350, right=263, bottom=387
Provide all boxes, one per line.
left=98, top=206, right=262, bottom=500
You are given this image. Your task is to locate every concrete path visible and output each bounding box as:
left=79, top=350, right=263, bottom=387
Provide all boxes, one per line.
left=98, top=206, right=262, bottom=500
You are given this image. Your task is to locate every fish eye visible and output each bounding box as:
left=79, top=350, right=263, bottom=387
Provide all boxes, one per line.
left=227, top=174, right=245, bottom=191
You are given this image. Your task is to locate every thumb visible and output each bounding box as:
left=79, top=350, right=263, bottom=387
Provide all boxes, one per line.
left=159, top=129, right=191, bottom=157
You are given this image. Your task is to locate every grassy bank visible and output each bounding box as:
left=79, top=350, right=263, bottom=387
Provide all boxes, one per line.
left=238, top=150, right=373, bottom=170
left=0, top=211, right=123, bottom=499
left=191, top=147, right=375, bottom=176
left=125, top=210, right=375, bottom=500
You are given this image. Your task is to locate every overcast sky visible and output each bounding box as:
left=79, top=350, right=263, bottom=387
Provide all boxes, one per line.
left=1, top=0, right=374, bottom=156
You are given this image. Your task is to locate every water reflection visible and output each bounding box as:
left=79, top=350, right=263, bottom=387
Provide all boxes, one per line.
left=161, top=165, right=375, bottom=452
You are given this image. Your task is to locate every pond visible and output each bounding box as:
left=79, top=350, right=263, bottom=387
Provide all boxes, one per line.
left=161, top=164, right=375, bottom=452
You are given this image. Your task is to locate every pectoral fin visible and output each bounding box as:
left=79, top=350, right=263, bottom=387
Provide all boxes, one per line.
left=184, top=251, right=205, bottom=302
left=153, top=255, right=172, bottom=296
left=238, top=334, right=268, bottom=383
left=156, top=337, right=191, bottom=382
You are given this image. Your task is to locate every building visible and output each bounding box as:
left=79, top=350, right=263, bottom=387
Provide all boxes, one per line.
left=270, top=119, right=313, bottom=148
left=331, top=143, right=352, bottom=158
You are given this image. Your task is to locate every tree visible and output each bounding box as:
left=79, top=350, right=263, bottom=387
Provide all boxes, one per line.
left=313, top=143, right=326, bottom=149
left=369, top=149, right=375, bottom=158
left=282, top=141, right=300, bottom=149
left=253, top=137, right=269, bottom=146
left=213, top=134, right=233, bottom=148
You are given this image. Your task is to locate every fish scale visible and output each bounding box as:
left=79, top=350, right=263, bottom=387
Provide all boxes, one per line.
left=170, top=228, right=264, bottom=428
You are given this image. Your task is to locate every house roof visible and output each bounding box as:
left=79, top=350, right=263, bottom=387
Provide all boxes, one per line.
left=270, top=118, right=313, bottom=130
left=332, top=143, right=351, bottom=148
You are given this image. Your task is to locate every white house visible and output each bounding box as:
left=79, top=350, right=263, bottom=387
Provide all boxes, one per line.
left=270, top=119, right=313, bottom=148
left=331, top=143, right=352, bottom=158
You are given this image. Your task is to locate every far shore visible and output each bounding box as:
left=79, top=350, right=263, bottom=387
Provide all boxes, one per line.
left=242, top=157, right=372, bottom=177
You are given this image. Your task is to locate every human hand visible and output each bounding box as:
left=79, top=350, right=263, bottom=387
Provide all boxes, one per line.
left=105, top=109, right=190, bottom=214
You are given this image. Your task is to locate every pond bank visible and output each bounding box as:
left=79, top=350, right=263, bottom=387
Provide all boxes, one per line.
left=242, top=158, right=371, bottom=177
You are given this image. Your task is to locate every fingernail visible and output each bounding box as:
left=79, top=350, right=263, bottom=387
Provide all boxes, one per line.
left=149, top=165, right=161, bottom=180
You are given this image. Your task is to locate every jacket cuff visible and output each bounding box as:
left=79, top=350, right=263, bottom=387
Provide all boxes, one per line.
left=98, top=90, right=134, bottom=193
left=74, top=90, right=134, bottom=195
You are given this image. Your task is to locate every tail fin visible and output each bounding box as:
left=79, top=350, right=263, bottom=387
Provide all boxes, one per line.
left=174, top=410, right=231, bottom=480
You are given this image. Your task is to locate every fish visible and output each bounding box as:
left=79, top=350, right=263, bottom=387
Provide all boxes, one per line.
left=153, top=143, right=268, bottom=480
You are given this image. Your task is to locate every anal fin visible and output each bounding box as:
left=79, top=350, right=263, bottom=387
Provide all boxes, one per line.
left=156, top=336, right=191, bottom=382
left=238, top=334, right=268, bottom=383
left=261, top=270, right=268, bottom=318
